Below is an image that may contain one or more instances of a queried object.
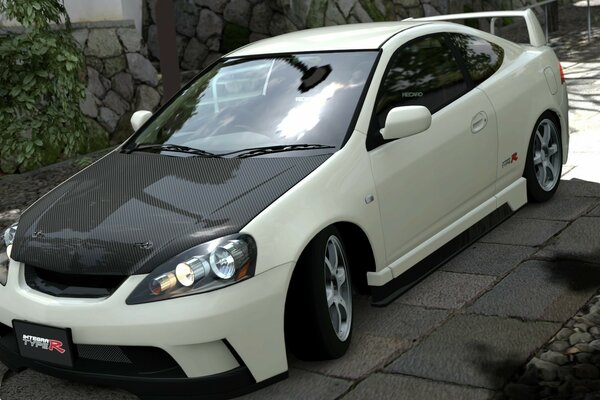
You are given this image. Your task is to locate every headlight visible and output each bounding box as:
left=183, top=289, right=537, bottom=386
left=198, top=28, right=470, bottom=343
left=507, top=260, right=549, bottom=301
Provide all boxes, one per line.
left=1, top=223, right=17, bottom=286
left=127, top=234, right=256, bottom=305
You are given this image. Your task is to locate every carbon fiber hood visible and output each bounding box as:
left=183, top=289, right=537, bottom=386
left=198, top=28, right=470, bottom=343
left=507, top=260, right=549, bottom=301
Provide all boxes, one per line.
left=11, top=151, right=330, bottom=276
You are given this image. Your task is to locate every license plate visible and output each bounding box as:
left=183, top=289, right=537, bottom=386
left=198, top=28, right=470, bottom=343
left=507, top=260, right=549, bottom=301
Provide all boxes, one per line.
left=13, top=320, right=75, bottom=368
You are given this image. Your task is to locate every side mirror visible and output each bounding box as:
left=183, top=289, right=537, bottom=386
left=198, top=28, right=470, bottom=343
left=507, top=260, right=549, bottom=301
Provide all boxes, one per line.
left=131, top=110, right=153, bottom=131
left=381, top=106, right=432, bottom=140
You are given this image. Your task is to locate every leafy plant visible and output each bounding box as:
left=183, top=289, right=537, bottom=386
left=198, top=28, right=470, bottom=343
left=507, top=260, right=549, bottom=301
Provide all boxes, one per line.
left=0, top=0, right=88, bottom=173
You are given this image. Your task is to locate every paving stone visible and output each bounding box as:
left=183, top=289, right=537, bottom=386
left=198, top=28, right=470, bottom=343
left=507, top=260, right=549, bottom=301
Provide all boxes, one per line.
left=181, top=37, right=209, bottom=71
left=573, top=363, right=600, bottom=379
left=504, top=382, right=538, bottom=400
left=80, top=89, right=99, bottom=118
left=325, top=2, right=346, bottom=25
left=556, top=327, right=574, bottom=340
left=292, top=335, right=410, bottom=380
left=351, top=2, right=372, bottom=23
left=103, top=90, right=130, bottom=116
left=337, top=0, right=357, bottom=18
left=549, top=340, right=570, bottom=352
left=195, top=0, right=228, bottom=13
left=442, top=243, right=535, bottom=276
left=589, top=205, right=600, bottom=217
left=87, top=66, right=107, bottom=99
left=111, top=72, right=134, bottom=102
left=135, top=85, right=161, bottom=111
left=570, top=331, right=593, bottom=345
left=174, top=0, right=200, bottom=37
left=103, top=55, right=127, bottom=78
left=0, top=369, right=136, bottom=399
left=516, top=196, right=599, bottom=221
left=98, top=107, right=119, bottom=133
left=197, top=8, right=224, bottom=41
left=479, top=218, right=567, bottom=246
left=224, top=0, right=251, bottom=28
left=468, top=260, right=600, bottom=321
left=126, top=53, right=159, bottom=87
left=528, top=357, right=559, bottom=381
left=353, top=296, right=450, bottom=340
left=239, top=369, right=351, bottom=400
left=536, top=218, right=600, bottom=264
left=249, top=2, right=272, bottom=34
left=540, top=350, right=569, bottom=365
left=396, top=271, right=495, bottom=310
left=342, top=373, right=494, bottom=400
left=85, top=28, right=122, bottom=58
left=554, top=179, right=600, bottom=199
left=71, top=28, right=89, bottom=49
left=117, top=28, right=141, bottom=53
left=386, top=314, right=560, bottom=390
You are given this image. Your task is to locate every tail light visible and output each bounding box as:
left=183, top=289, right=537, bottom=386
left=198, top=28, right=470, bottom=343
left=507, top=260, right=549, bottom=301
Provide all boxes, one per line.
left=559, top=63, right=565, bottom=84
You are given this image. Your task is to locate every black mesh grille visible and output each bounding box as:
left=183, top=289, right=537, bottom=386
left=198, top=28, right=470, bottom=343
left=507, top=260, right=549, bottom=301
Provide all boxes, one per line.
left=76, top=344, right=132, bottom=364
left=0, top=325, right=186, bottom=378
left=24, top=265, right=126, bottom=298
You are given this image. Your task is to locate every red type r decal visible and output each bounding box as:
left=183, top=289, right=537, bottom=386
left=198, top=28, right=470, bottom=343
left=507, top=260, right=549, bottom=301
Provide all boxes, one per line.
left=22, top=335, right=66, bottom=354
left=502, top=152, right=519, bottom=168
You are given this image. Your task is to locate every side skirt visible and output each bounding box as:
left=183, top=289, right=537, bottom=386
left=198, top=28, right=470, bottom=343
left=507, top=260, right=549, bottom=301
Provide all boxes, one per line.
left=370, top=203, right=513, bottom=307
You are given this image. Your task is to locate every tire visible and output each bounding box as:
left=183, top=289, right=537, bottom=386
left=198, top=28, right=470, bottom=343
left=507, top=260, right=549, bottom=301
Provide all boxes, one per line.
left=285, top=226, right=353, bottom=361
left=524, top=112, right=562, bottom=202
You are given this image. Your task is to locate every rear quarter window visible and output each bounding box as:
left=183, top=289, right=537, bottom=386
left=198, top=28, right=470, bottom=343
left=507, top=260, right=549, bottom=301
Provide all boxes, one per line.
left=450, top=34, right=504, bottom=85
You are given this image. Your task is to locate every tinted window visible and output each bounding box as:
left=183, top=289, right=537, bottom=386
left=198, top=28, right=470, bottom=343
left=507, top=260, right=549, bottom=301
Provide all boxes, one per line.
left=127, top=52, right=377, bottom=155
left=450, top=34, right=504, bottom=84
left=375, top=34, right=468, bottom=127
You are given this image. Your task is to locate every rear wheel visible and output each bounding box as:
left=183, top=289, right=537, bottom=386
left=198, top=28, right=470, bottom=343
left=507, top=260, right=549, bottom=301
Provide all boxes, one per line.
left=524, top=113, right=562, bottom=202
left=285, top=226, right=353, bottom=360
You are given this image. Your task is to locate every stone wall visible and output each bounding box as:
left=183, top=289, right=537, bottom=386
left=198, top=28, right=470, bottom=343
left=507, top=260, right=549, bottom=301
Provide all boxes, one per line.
left=143, top=0, right=540, bottom=74
left=75, top=21, right=161, bottom=145
left=0, top=20, right=159, bottom=150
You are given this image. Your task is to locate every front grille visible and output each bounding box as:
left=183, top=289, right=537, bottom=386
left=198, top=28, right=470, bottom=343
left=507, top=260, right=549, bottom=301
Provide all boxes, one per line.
left=76, top=344, right=132, bottom=364
left=24, top=265, right=127, bottom=298
left=74, top=344, right=183, bottom=375
left=0, top=324, right=186, bottom=378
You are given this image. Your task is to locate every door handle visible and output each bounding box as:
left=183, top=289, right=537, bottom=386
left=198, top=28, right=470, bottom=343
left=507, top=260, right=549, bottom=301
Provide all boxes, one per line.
left=471, top=111, right=488, bottom=134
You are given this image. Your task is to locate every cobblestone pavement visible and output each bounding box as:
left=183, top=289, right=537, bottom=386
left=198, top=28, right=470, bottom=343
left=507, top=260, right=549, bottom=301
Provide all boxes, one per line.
left=1, top=5, right=600, bottom=400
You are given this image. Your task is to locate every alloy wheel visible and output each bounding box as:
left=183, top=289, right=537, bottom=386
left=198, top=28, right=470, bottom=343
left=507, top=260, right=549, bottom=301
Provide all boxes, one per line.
left=533, top=118, right=561, bottom=191
left=324, top=235, right=352, bottom=341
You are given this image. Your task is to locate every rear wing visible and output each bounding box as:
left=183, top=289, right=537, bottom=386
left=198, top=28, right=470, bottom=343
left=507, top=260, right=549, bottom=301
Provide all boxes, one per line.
left=406, top=9, right=546, bottom=47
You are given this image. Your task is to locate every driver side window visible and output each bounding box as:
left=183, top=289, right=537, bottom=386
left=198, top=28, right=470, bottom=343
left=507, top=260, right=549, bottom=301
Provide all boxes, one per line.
left=374, top=34, right=469, bottom=130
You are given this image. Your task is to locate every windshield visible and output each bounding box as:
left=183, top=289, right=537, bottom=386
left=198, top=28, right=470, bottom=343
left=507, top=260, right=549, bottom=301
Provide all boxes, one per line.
left=126, top=51, right=378, bottom=156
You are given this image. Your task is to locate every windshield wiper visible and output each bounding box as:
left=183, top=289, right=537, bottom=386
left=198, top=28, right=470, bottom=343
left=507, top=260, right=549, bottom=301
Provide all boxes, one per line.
left=220, top=144, right=335, bottom=159
left=122, top=143, right=221, bottom=158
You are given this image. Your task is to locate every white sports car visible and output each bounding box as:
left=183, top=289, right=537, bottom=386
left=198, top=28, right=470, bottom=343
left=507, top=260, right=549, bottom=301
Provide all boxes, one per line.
left=0, top=9, right=568, bottom=399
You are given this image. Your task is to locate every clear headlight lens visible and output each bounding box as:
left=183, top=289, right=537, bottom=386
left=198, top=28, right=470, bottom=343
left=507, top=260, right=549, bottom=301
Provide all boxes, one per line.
left=1, top=223, right=17, bottom=286
left=127, top=234, right=257, bottom=305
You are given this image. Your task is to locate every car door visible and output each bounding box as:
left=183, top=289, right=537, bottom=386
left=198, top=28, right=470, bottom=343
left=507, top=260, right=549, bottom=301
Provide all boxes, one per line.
left=367, top=33, right=498, bottom=271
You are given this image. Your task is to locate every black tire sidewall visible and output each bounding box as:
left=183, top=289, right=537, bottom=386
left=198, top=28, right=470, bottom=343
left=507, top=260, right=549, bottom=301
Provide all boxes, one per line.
left=285, top=226, right=352, bottom=360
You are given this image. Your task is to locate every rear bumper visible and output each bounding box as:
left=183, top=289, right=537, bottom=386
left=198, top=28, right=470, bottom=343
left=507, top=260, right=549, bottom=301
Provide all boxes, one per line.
left=0, top=261, right=295, bottom=398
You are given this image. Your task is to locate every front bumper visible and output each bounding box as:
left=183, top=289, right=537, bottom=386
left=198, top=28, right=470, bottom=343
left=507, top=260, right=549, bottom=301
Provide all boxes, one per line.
left=0, top=260, right=294, bottom=399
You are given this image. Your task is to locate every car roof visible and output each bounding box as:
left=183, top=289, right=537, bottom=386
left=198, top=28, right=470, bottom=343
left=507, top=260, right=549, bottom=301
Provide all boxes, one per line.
left=228, top=21, right=425, bottom=57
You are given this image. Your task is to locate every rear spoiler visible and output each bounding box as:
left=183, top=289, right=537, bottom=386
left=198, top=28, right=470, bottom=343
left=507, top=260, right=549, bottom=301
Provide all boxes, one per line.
left=405, top=9, right=546, bottom=47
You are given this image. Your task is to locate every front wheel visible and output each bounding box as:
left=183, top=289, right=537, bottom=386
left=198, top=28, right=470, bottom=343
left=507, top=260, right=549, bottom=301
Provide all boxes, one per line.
left=524, top=113, right=563, bottom=202
left=285, top=226, right=353, bottom=360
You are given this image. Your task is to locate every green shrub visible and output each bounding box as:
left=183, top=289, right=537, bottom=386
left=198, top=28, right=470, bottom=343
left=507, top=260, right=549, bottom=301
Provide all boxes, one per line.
left=0, top=0, right=88, bottom=173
